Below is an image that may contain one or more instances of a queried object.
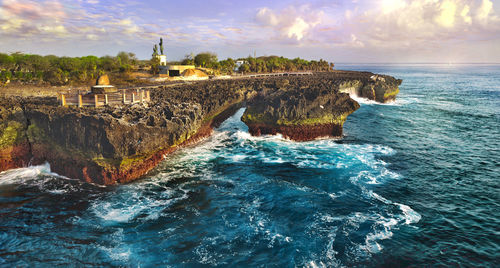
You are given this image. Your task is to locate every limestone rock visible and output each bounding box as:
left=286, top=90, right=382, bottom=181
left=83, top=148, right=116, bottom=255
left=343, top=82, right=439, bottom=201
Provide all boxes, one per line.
left=97, top=74, right=110, bottom=85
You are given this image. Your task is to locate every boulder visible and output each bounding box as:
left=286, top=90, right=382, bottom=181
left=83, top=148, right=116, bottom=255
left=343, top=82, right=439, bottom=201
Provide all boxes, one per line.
left=97, top=74, right=110, bottom=85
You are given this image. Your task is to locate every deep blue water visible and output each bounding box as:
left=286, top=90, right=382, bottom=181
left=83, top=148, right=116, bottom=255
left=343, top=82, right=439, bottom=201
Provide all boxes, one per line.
left=1, top=65, right=499, bottom=267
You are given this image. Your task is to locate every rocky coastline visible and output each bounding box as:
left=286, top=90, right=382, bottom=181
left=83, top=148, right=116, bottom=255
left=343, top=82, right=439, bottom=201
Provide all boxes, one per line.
left=0, top=71, right=401, bottom=184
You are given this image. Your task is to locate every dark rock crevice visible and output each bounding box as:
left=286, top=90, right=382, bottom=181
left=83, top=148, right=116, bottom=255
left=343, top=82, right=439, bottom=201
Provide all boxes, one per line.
left=19, top=99, right=34, bottom=166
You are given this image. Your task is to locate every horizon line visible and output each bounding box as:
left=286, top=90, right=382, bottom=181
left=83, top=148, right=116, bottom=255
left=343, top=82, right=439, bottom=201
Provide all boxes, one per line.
left=335, top=62, right=500, bottom=65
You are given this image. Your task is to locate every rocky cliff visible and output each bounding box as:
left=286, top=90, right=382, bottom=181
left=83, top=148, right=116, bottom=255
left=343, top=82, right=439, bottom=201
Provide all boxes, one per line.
left=241, top=75, right=360, bottom=141
left=0, top=71, right=401, bottom=184
left=240, top=72, right=401, bottom=140
left=333, top=71, right=402, bottom=103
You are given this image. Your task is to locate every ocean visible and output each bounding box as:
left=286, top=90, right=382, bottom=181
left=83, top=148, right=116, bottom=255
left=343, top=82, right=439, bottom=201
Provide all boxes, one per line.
left=0, top=65, right=499, bottom=267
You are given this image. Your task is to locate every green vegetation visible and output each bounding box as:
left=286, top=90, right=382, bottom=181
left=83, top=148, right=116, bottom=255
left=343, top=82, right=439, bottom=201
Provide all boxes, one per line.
left=0, top=43, right=333, bottom=86
left=236, top=56, right=332, bottom=73
left=174, top=52, right=334, bottom=74
left=383, top=88, right=399, bottom=99
left=276, top=113, right=349, bottom=126
left=194, top=52, right=218, bottom=68
left=0, top=121, right=24, bottom=148
left=242, top=109, right=350, bottom=126
left=0, top=52, right=140, bottom=86
left=178, top=52, right=333, bottom=75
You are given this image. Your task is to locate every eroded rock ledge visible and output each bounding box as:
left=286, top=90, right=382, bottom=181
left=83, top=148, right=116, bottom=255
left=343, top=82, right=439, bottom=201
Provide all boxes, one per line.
left=241, top=72, right=401, bottom=141
left=0, top=71, right=401, bottom=184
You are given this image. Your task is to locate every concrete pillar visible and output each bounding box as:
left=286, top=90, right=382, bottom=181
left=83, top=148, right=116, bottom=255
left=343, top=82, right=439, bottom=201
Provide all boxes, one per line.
left=122, top=90, right=126, bottom=104
left=132, top=93, right=135, bottom=103
left=61, top=94, right=66, bottom=106
left=140, top=90, right=144, bottom=103
left=94, top=94, right=99, bottom=107
left=78, top=94, right=83, bottom=108
left=105, top=94, right=108, bottom=105
left=146, top=91, right=150, bottom=101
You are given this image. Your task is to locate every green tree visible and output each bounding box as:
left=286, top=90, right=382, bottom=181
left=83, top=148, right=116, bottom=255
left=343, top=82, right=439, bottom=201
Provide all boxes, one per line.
left=117, top=51, right=131, bottom=65
left=194, top=52, right=217, bottom=68
left=44, top=68, right=64, bottom=85
left=181, top=53, right=194, bottom=65
left=150, top=56, right=160, bottom=75
left=80, top=56, right=99, bottom=80
left=239, top=63, right=250, bottom=73
left=0, top=53, right=15, bottom=71
left=218, top=58, right=235, bottom=74
left=152, top=45, right=159, bottom=57
left=99, top=56, right=120, bottom=72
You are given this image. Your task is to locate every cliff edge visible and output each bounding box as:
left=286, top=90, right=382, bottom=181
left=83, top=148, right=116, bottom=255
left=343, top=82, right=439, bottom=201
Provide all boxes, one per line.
left=0, top=71, right=401, bottom=184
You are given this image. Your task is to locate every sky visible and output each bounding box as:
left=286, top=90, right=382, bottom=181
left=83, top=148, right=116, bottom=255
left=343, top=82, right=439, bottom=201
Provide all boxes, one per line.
left=0, top=0, right=499, bottom=63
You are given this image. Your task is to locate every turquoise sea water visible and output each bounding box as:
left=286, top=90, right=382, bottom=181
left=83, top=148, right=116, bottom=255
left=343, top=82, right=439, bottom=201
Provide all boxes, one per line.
left=0, top=65, right=499, bottom=267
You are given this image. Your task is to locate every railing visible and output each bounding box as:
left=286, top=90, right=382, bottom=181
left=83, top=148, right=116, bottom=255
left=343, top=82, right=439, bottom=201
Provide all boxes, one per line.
left=233, top=72, right=314, bottom=79
left=59, top=89, right=150, bottom=107
left=247, top=72, right=313, bottom=78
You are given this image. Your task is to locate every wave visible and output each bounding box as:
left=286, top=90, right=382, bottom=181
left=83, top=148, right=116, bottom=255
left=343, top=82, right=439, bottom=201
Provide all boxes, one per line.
left=349, top=94, right=420, bottom=106
left=0, top=163, right=103, bottom=196
left=0, top=163, right=59, bottom=184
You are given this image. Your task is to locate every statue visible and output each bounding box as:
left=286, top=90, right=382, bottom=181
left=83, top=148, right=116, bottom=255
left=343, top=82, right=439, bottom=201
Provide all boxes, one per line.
left=153, top=44, right=158, bottom=57
left=159, top=38, right=164, bottom=55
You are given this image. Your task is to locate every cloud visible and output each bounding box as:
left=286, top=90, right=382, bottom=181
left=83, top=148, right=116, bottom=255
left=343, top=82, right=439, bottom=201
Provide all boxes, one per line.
left=348, top=0, right=500, bottom=48
left=0, top=0, right=68, bottom=37
left=0, top=0, right=498, bottom=62
left=250, top=0, right=500, bottom=50
left=0, top=0, right=163, bottom=43
left=255, top=5, right=323, bottom=42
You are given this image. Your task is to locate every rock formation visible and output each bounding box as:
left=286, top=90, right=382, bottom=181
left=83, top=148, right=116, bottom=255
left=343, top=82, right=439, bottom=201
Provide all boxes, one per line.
left=241, top=74, right=360, bottom=141
left=0, top=71, right=401, bottom=184
left=334, top=71, right=402, bottom=103
left=96, top=74, right=110, bottom=85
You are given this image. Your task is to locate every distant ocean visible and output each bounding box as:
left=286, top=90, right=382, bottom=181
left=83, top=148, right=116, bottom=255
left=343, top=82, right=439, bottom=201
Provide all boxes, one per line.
left=1, top=64, right=499, bottom=267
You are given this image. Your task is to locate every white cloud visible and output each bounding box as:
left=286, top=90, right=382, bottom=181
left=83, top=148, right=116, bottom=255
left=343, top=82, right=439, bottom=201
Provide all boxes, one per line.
left=256, top=8, right=278, bottom=26
left=461, top=5, right=472, bottom=24
left=86, top=33, right=98, bottom=40
left=436, top=0, right=457, bottom=27
left=0, top=0, right=67, bottom=36
left=477, top=0, right=493, bottom=22
left=255, top=5, right=323, bottom=42
left=287, top=18, right=310, bottom=40
left=345, top=0, right=500, bottom=49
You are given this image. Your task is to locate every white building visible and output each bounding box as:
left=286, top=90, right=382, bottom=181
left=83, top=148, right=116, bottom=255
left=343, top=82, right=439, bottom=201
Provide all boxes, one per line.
left=234, top=60, right=246, bottom=72
left=158, top=55, right=167, bottom=66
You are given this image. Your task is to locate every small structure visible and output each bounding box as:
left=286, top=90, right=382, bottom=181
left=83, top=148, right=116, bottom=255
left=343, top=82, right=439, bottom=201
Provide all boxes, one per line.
left=158, top=55, right=167, bottom=66
left=182, top=69, right=208, bottom=77
left=165, top=65, right=196, bottom=77
left=234, top=60, right=246, bottom=72
left=59, top=74, right=150, bottom=107
left=91, top=74, right=117, bottom=94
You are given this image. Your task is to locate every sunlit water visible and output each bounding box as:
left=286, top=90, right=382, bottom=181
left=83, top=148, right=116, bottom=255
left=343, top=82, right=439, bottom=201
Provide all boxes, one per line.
left=1, top=65, right=499, bottom=267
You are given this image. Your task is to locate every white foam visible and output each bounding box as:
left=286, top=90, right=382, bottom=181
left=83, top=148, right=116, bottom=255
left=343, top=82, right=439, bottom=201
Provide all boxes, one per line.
left=397, top=203, right=422, bottom=224
left=368, top=191, right=421, bottom=225
left=91, top=185, right=185, bottom=224
left=0, top=163, right=52, bottom=184
left=350, top=93, right=418, bottom=106
left=306, top=260, right=327, bottom=268
left=230, top=154, right=247, bottom=162
left=99, top=228, right=131, bottom=262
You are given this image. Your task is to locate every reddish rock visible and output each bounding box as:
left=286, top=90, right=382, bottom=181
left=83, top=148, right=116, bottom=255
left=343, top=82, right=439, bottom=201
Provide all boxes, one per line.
left=246, top=123, right=343, bottom=141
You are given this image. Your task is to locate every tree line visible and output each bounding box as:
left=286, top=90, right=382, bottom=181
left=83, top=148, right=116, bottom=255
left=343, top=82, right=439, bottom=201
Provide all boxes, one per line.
left=0, top=52, right=140, bottom=86
left=0, top=50, right=334, bottom=86
left=173, top=53, right=334, bottom=75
